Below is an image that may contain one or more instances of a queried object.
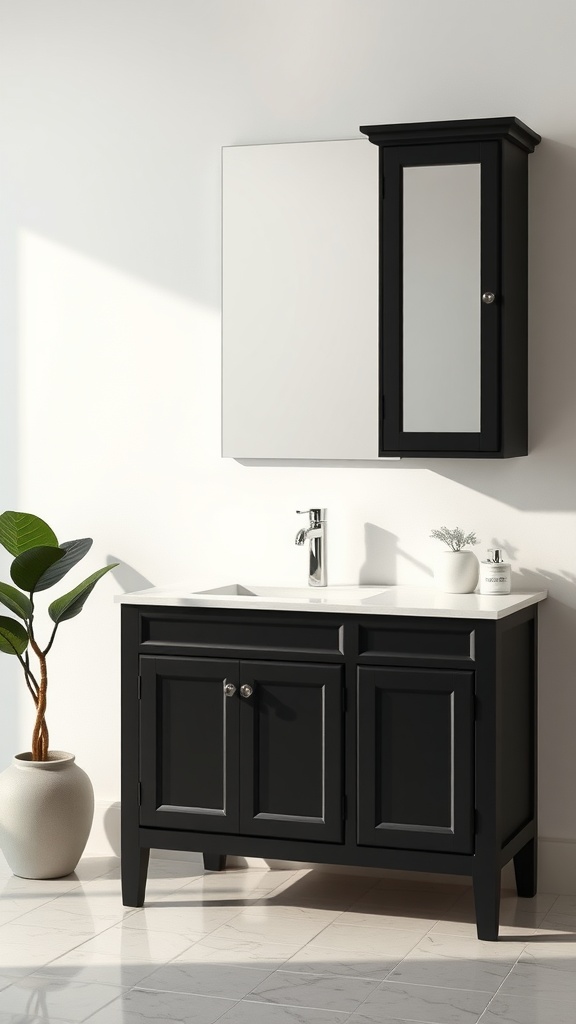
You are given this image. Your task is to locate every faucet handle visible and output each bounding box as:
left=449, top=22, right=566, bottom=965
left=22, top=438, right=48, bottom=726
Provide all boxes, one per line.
left=296, top=508, right=326, bottom=522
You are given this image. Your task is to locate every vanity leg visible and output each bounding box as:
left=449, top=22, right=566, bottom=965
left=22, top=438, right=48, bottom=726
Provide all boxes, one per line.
left=513, top=838, right=537, bottom=898
left=203, top=853, right=227, bottom=872
left=473, top=867, right=501, bottom=940
left=122, top=846, right=150, bottom=907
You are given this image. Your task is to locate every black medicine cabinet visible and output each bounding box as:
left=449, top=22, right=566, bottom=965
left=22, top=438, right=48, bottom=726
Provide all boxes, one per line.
left=360, top=116, right=541, bottom=458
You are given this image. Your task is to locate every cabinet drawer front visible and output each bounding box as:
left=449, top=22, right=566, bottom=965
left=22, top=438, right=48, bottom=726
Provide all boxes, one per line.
left=358, top=622, right=475, bottom=663
left=239, top=661, right=344, bottom=843
left=357, top=666, right=474, bottom=853
left=139, top=657, right=240, bottom=833
left=140, top=611, right=343, bottom=657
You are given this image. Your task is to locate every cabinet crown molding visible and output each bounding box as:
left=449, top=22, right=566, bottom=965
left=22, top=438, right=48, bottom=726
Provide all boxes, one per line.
left=359, top=116, right=541, bottom=153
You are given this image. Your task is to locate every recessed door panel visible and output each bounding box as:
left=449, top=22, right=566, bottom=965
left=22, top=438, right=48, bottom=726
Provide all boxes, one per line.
left=239, top=661, right=343, bottom=841
left=139, top=657, right=240, bottom=832
left=357, top=666, right=474, bottom=852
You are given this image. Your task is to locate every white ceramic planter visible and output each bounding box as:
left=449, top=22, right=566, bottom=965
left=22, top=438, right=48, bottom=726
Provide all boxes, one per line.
left=0, top=751, right=94, bottom=879
left=434, top=550, right=479, bottom=594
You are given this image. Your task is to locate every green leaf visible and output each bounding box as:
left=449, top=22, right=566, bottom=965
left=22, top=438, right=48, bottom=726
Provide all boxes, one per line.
left=10, top=546, right=66, bottom=593
left=0, top=583, right=32, bottom=620
left=0, top=615, right=29, bottom=656
left=0, top=511, right=58, bottom=556
left=9, top=539, right=94, bottom=595
left=33, top=538, right=93, bottom=592
left=49, top=563, right=118, bottom=624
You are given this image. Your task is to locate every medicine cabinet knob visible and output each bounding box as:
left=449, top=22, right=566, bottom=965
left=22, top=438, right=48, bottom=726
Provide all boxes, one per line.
left=482, top=291, right=496, bottom=304
left=223, top=682, right=236, bottom=697
left=240, top=684, right=254, bottom=699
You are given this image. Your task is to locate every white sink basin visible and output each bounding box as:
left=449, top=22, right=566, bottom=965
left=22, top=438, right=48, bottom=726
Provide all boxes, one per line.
left=192, top=584, right=390, bottom=606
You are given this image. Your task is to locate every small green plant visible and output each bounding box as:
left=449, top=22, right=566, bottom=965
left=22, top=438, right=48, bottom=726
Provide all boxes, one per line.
left=0, top=511, right=117, bottom=762
left=430, top=527, right=478, bottom=552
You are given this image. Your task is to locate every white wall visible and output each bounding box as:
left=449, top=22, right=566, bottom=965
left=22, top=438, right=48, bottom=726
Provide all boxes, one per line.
left=1, top=0, right=576, bottom=882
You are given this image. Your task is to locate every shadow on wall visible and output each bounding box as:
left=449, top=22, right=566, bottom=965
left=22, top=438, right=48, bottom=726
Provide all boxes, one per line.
left=0, top=524, right=19, bottom=765
left=359, top=523, right=433, bottom=585
left=0, top=662, right=21, bottom=771
left=108, top=558, right=154, bottom=594
left=0, top=557, right=19, bottom=771
left=104, top=801, right=121, bottom=857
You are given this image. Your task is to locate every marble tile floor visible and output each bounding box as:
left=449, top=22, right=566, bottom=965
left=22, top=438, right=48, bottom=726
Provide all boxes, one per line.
left=0, top=854, right=575, bottom=1024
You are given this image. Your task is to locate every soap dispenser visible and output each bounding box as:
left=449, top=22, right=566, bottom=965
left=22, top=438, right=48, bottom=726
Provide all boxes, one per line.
left=479, top=549, right=512, bottom=595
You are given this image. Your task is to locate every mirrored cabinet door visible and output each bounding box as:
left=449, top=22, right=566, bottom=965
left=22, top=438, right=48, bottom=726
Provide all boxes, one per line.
left=222, top=140, right=380, bottom=459
left=381, top=141, right=500, bottom=454
left=402, top=161, right=482, bottom=434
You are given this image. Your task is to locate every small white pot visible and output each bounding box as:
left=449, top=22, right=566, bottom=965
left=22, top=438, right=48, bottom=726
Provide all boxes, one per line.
left=0, top=751, right=94, bottom=879
left=434, top=550, right=479, bottom=594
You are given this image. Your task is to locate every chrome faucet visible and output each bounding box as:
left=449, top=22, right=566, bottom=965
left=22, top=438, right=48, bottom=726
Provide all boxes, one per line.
left=295, top=509, right=327, bottom=587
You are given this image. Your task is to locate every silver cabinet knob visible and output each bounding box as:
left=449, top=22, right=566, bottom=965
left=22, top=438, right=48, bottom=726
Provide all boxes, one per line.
left=240, top=684, right=253, bottom=699
left=482, top=291, right=496, bottom=304
left=223, top=682, right=236, bottom=697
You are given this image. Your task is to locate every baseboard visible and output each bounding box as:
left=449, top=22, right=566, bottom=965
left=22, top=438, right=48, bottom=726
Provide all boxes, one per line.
left=86, top=803, right=576, bottom=894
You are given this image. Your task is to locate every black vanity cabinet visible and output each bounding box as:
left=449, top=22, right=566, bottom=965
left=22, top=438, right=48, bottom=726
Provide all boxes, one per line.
left=359, top=117, right=541, bottom=458
left=121, top=601, right=539, bottom=940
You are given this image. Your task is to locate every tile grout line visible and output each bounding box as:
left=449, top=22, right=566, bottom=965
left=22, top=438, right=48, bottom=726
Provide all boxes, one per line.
left=473, top=935, right=532, bottom=1023
left=338, top=885, right=464, bottom=1005
left=313, top=888, right=528, bottom=1023
left=238, top=997, right=445, bottom=1023
left=2, top=869, right=219, bottom=974
left=79, top=987, right=247, bottom=1024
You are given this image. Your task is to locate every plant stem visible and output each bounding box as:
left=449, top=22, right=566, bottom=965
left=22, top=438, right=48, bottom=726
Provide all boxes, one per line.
left=27, top=597, right=48, bottom=760
left=15, top=646, right=48, bottom=757
left=29, top=635, right=48, bottom=762
left=43, top=622, right=59, bottom=657
left=18, top=650, right=39, bottom=703
left=41, top=720, right=49, bottom=758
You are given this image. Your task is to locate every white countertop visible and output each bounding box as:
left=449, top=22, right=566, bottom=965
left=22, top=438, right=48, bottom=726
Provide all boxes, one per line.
left=117, top=583, right=547, bottom=620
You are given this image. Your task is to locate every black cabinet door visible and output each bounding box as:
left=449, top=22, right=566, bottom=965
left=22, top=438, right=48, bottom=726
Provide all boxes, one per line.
left=357, top=666, right=474, bottom=853
left=239, top=661, right=344, bottom=842
left=379, top=141, right=500, bottom=456
left=360, top=118, right=540, bottom=459
left=139, top=656, right=240, bottom=832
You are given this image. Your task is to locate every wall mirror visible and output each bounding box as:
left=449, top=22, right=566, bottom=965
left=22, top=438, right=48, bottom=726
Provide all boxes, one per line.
left=221, top=139, right=380, bottom=460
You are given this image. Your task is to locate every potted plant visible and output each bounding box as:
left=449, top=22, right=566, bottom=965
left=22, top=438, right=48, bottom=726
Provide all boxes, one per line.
left=430, top=526, right=479, bottom=594
left=0, top=511, right=117, bottom=879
